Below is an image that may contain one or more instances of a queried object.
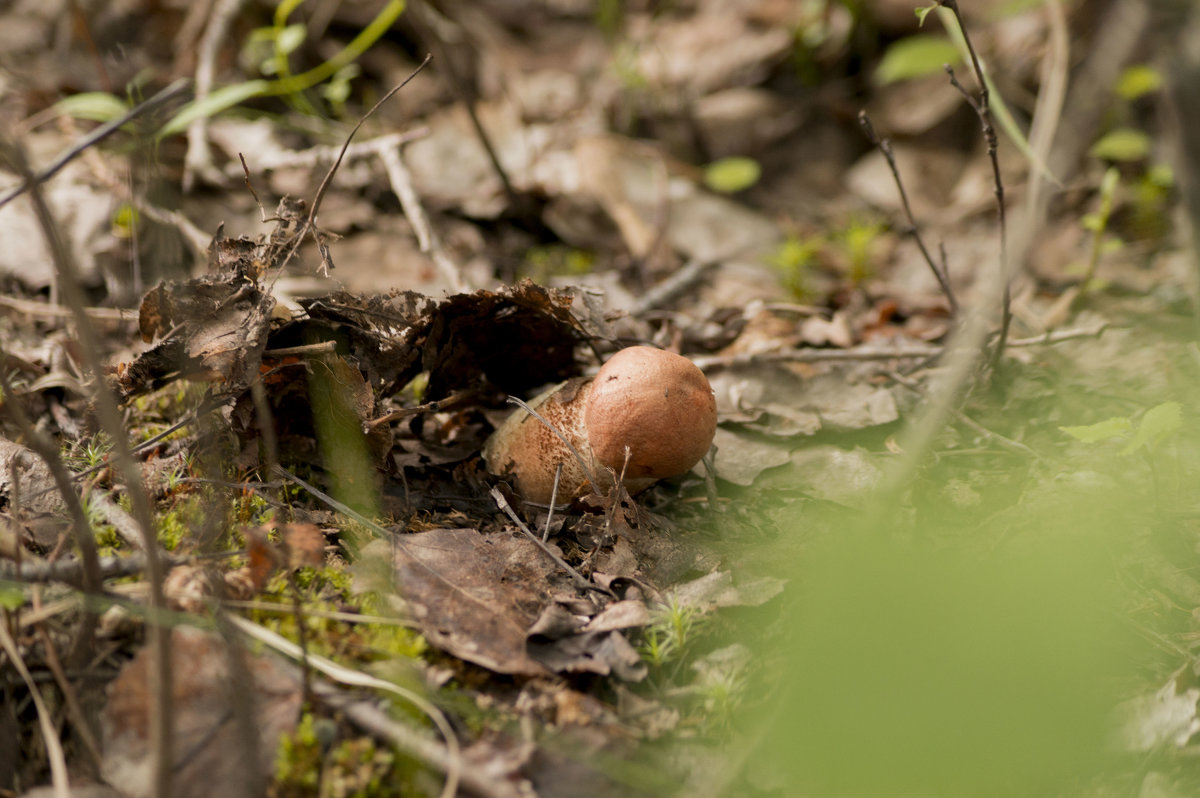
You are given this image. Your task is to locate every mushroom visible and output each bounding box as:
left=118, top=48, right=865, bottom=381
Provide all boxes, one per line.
left=483, top=346, right=717, bottom=503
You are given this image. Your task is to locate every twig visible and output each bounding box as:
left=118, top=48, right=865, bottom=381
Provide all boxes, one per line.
left=543, top=463, right=563, bottom=542
left=223, top=130, right=427, bottom=175
left=374, top=140, right=469, bottom=291
left=366, top=392, right=471, bottom=431
left=690, top=345, right=943, bottom=371
left=631, top=257, right=720, bottom=317
left=0, top=295, right=135, bottom=324
left=269, top=55, right=432, bottom=284
left=937, top=0, right=1010, bottom=365
left=506, top=395, right=601, bottom=491
left=0, top=138, right=174, bottom=798
left=0, top=621, right=70, bottom=798
left=857, top=112, right=958, bottom=315
left=227, top=614, right=462, bottom=798
left=490, top=487, right=610, bottom=596
left=0, top=369, right=102, bottom=658
left=132, top=200, right=213, bottom=259
left=0, top=552, right=189, bottom=586
left=183, top=0, right=245, bottom=191
left=36, top=622, right=103, bottom=773
left=601, top=447, right=634, bottom=540
left=1007, top=323, right=1112, bottom=346
left=887, top=370, right=1039, bottom=458
left=262, top=340, right=338, bottom=357
left=690, top=324, right=1112, bottom=372
left=0, top=78, right=191, bottom=211
left=410, top=1, right=521, bottom=208
left=275, top=466, right=372, bottom=522
left=304, top=56, right=432, bottom=252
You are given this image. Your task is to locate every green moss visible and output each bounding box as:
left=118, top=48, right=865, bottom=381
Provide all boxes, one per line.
left=275, top=710, right=427, bottom=794
left=520, top=245, right=595, bottom=283
left=254, top=563, right=426, bottom=664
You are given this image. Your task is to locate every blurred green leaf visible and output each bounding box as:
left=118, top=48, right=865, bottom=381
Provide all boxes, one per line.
left=276, top=23, right=308, bottom=56
left=0, top=585, right=24, bottom=611
left=749, top=517, right=1136, bottom=797
left=1121, top=401, right=1182, bottom=455
left=1147, top=163, right=1174, bottom=188
left=158, top=80, right=270, bottom=137
left=55, top=92, right=129, bottom=123
left=914, top=4, right=938, bottom=26
left=874, top=35, right=961, bottom=85
left=1090, top=129, right=1151, bottom=162
left=703, top=157, right=761, bottom=193
left=1060, top=417, right=1132, bottom=443
left=1115, top=65, right=1163, bottom=101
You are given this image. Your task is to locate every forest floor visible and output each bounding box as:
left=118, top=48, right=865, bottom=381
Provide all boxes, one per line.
left=3, top=1, right=1200, bottom=797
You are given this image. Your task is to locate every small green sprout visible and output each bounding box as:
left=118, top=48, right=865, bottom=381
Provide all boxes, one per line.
left=767, top=234, right=823, bottom=301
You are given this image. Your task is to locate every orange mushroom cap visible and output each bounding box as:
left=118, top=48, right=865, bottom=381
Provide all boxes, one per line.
left=584, top=346, right=717, bottom=480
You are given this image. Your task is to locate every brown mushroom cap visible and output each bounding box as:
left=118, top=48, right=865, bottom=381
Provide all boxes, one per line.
left=584, top=346, right=717, bottom=480
left=482, top=378, right=594, bottom=504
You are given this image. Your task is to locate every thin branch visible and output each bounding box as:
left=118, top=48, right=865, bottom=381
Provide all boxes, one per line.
left=631, top=257, right=720, bottom=317
left=0, top=552, right=189, bottom=586
left=0, top=622, right=70, bottom=797
left=0, top=295, right=134, bottom=324
left=543, top=463, right=563, bottom=542
left=0, top=369, right=102, bottom=662
left=410, top=1, right=521, bottom=208
left=183, top=0, right=244, bottom=191
left=269, top=55, right=432, bottom=284
left=937, top=0, right=1010, bottom=365
left=858, top=111, right=958, bottom=315
left=0, top=138, right=174, bottom=798
left=490, top=487, right=610, bottom=596
left=224, top=129, right=426, bottom=175
left=0, top=78, right=191, bottom=211
left=887, top=370, right=1039, bottom=458
left=689, top=324, right=1112, bottom=372
left=506, top=394, right=601, bottom=491
left=227, top=615, right=463, bottom=798
left=304, top=56, right=432, bottom=243
left=374, top=140, right=469, bottom=291
left=36, top=623, right=104, bottom=773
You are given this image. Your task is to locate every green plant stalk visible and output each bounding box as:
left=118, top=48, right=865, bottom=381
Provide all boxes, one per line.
left=265, top=0, right=405, bottom=98
left=272, top=0, right=320, bottom=116
left=934, top=5, right=1060, bottom=188
left=159, top=0, right=404, bottom=137
left=1075, top=166, right=1120, bottom=308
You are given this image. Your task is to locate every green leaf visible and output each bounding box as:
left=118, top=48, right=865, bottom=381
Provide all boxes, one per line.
left=704, top=157, right=762, bottom=193
left=1115, top=65, right=1163, bottom=101
left=874, top=35, right=961, bottom=85
left=276, top=23, right=308, bottom=56
left=1121, top=401, right=1182, bottom=455
left=1059, top=417, right=1132, bottom=444
left=914, top=4, right=938, bottom=26
left=158, top=80, right=270, bottom=137
left=54, top=92, right=130, bottom=123
left=1089, top=129, right=1150, bottom=163
left=1146, top=163, right=1174, bottom=188
left=1099, top=166, right=1120, bottom=200
left=0, top=585, right=24, bottom=611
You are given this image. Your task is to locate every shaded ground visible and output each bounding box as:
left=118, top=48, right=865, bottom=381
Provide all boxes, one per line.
left=4, top=1, right=1200, bottom=797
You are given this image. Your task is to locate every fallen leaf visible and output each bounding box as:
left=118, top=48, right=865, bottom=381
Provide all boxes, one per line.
left=101, top=627, right=302, bottom=798
left=386, top=529, right=566, bottom=676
